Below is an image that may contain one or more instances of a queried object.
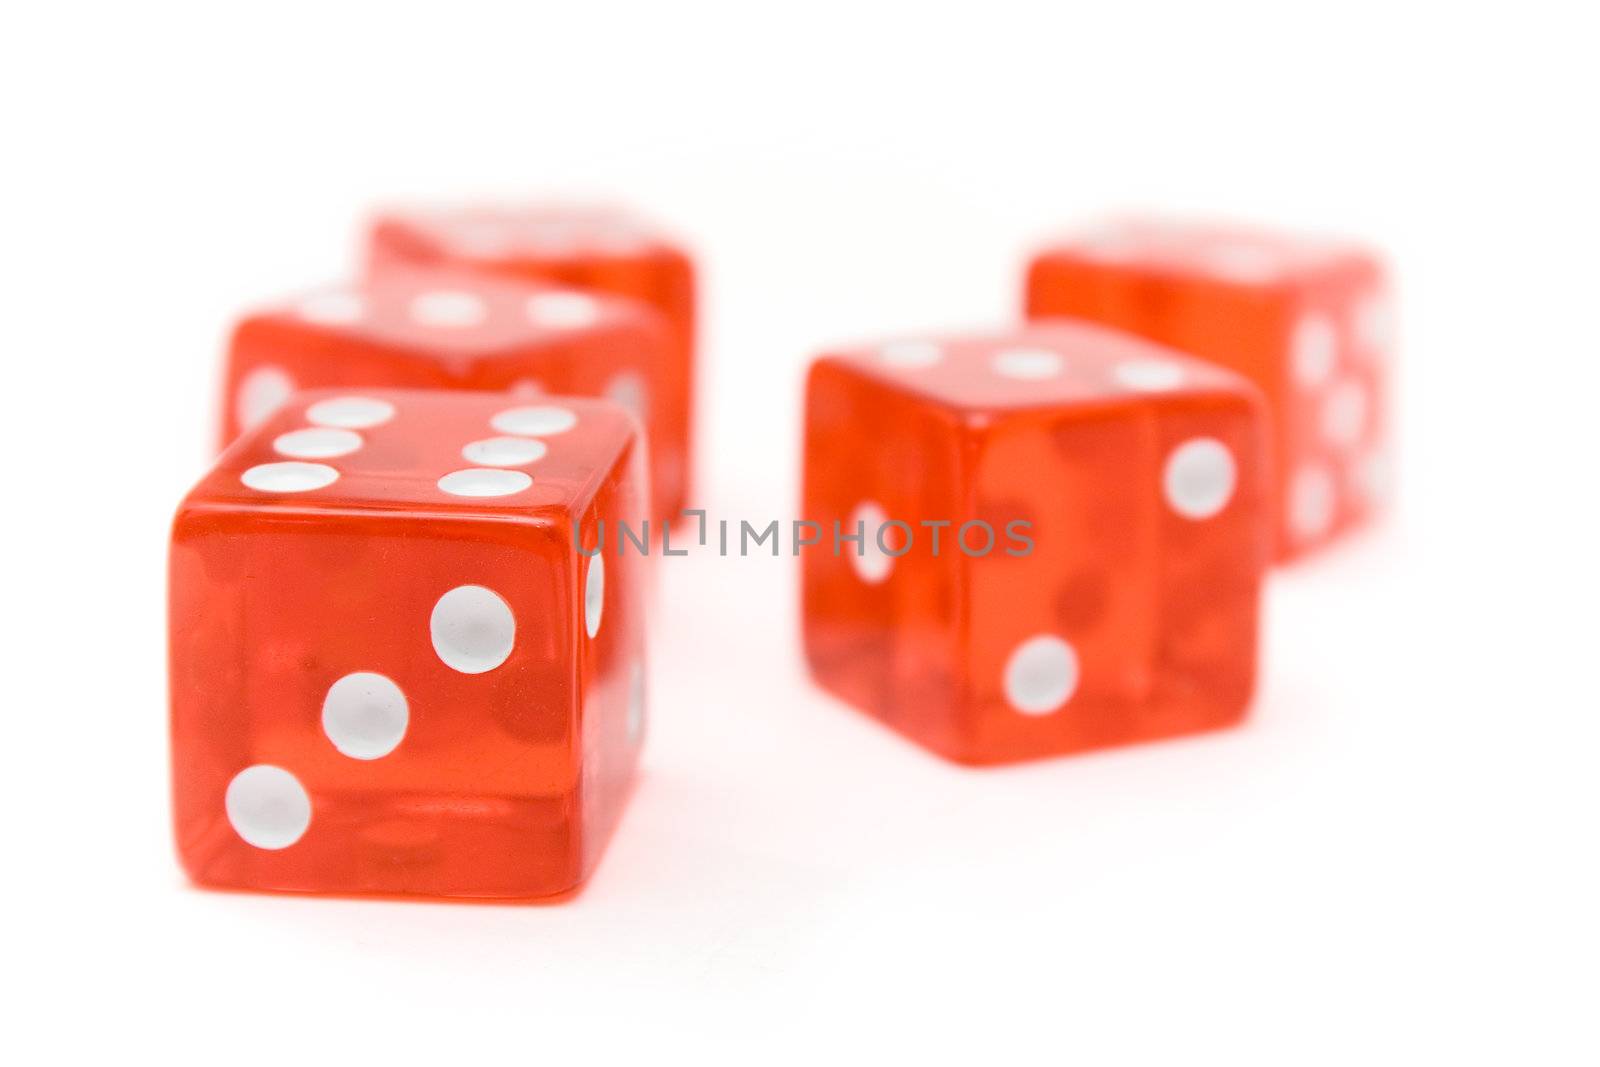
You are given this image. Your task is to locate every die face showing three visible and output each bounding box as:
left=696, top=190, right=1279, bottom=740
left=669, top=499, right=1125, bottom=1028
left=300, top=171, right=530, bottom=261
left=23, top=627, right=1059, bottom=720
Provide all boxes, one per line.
left=1025, top=219, right=1393, bottom=561
left=367, top=204, right=697, bottom=520
left=222, top=264, right=680, bottom=523
left=171, top=389, right=646, bottom=899
left=803, top=323, right=1268, bottom=765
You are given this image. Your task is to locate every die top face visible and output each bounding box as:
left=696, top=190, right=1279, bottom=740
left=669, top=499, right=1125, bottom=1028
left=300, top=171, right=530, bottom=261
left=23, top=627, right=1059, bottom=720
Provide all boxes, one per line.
left=817, top=320, right=1262, bottom=419
left=369, top=202, right=685, bottom=265
left=1031, top=217, right=1384, bottom=291
left=189, top=387, right=641, bottom=523
left=239, top=266, right=663, bottom=364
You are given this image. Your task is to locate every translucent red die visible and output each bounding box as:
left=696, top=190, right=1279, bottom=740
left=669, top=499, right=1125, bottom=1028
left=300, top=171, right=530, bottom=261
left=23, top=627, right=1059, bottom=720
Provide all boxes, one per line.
left=170, top=388, right=646, bottom=899
left=220, top=265, right=679, bottom=523
left=1025, top=219, right=1394, bottom=560
left=367, top=204, right=696, bottom=520
left=802, top=323, right=1269, bottom=765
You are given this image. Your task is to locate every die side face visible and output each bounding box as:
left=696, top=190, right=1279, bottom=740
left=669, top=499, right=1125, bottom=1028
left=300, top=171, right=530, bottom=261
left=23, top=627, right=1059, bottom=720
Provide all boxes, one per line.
left=221, top=267, right=680, bottom=522
left=1024, top=219, right=1392, bottom=561
left=367, top=205, right=696, bottom=519
left=170, top=389, right=645, bottom=899
left=802, top=364, right=969, bottom=756
left=802, top=326, right=1267, bottom=765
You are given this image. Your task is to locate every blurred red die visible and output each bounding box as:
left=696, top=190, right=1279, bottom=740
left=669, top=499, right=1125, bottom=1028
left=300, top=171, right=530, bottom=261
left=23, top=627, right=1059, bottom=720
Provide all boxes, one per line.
left=221, top=266, right=679, bottom=523
left=1026, top=219, right=1393, bottom=560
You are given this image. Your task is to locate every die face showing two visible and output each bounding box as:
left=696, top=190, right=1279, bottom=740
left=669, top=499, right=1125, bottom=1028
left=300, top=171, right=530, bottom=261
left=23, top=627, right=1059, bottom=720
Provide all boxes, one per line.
left=803, top=323, right=1268, bottom=765
left=222, top=265, right=679, bottom=522
left=367, top=205, right=696, bottom=520
left=171, top=389, right=646, bottom=899
left=1025, top=219, right=1393, bottom=561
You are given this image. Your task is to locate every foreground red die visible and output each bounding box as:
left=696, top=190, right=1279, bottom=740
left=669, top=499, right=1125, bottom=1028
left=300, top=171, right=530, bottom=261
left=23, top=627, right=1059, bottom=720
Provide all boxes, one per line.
left=171, top=388, right=646, bottom=899
left=1025, top=219, right=1393, bottom=561
left=221, top=266, right=679, bottom=523
left=803, top=323, right=1268, bottom=765
left=367, top=204, right=696, bottom=519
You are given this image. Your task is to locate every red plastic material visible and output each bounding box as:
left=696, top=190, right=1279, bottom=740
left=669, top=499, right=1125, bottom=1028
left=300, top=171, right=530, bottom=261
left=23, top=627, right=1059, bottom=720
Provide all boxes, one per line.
left=170, top=388, right=646, bottom=899
left=802, top=322, right=1268, bottom=765
left=1026, top=219, right=1393, bottom=560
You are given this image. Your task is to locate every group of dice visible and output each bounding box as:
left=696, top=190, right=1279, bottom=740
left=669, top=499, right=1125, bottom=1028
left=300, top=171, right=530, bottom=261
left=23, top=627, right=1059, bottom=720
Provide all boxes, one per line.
left=169, top=206, right=1391, bottom=900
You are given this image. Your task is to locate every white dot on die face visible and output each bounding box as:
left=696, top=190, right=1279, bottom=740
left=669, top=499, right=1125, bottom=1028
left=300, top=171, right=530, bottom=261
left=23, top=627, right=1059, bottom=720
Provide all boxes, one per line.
left=1003, top=635, right=1080, bottom=715
left=626, top=661, right=646, bottom=745
left=527, top=291, right=601, bottom=329
left=585, top=552, right=605, bottom=639
left=273, top=427, right=362, bottom=459
left=1291, top=464, right=1337, bottom=539
left=1113, top=358, right=1186, bottom=392
left=491, top=405, right=578, bottom=437
left=296, top=291, right=365, bottom=326
left=1356, top=291, right=1396, bottom=357
left=1321, top=380, right=1369, bottom=449
left=430, top=585, right=516, bottom=674
left=225, top=765, right=311, bottom=849
left=1163, top=438, right=1237, bottom=519
left=1353, top=449, right=1394, bottom=507
left=409, top=289, right=489, bottom=328
left=241, top=461, right=339, bottom=493
left=306, top=396, right=395, bottom=430
left=605, top=371, right=648, bottom=419
left=236, top=365, right=295, bottom=432
left=992, top=347, right=1066, bottom=381
left=848, top=501, right=893, bottom=584
left=1292, top=313, right=1338, bottom=389
left=878, top=340, right=943, bottom=368
left=437, top=468, right=533, bottom=497
left=461, top=436, right=548, bottom=467
left=321, top=672, right=409, bottom=760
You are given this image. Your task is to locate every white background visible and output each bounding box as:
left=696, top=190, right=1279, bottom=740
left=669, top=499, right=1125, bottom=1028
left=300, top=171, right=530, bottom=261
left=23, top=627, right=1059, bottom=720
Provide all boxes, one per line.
left=4, top=2, right=1597, bottom=1062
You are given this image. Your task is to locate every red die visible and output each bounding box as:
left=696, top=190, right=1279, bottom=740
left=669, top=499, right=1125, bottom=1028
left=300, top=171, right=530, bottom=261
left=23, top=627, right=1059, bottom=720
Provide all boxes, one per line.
left=802, top=323, right=1268, bottom=765
left=367, top=204, right=696, bottom=520
left=221, top=266, right=679, bottom=523
left=170, top=389, right=646, bottom=899
left=1025, top=218, right=1394, bottom=561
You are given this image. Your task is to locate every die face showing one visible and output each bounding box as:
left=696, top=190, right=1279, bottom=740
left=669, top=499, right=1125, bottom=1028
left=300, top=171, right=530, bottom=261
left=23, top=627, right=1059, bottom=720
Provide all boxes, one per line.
left=171, top=389, right=646, bottom=899
left=367, top=204, right=696, bottom=520
left=1025, top=219, right=1393, bottom=561
left=221, top=265, right=679, bottom=523
left=803, top=323, right=1268, bottom=765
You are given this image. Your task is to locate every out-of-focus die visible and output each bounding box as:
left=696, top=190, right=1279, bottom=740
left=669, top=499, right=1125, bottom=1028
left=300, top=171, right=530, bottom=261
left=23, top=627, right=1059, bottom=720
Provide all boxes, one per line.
left=802, top=323, right=1268, bottom=765
left=367, top=204, right=696, bottom=519
left=221, top=266, right=679, bottom=523
left=1025, top=219, right=1393, bottom=561
left=171, top=388, right=647, bottom=899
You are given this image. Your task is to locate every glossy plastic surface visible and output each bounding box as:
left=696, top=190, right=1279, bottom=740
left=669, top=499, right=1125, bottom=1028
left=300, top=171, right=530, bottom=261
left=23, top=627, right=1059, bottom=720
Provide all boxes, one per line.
left=220, top=264, right=679, bottom=523
left=171, top=388, right=647, bottom=899
left=1025, top=218, right=1392, bottom=561
left=367, top=204, right=696, bottom=520
left=802, top=323, right=1268, bottom=765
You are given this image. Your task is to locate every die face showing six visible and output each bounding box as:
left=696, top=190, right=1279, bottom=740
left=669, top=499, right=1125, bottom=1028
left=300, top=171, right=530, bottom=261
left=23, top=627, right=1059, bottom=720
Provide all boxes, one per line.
left=221, top=264, right=680, bottom=522
left=367, top=204, right=697, bottom=520
left=803, top=323, right=1268, bottom=765
left=171, top=389, right=646, bottom=899
left=1025, top=219, right=1392, bottom=561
